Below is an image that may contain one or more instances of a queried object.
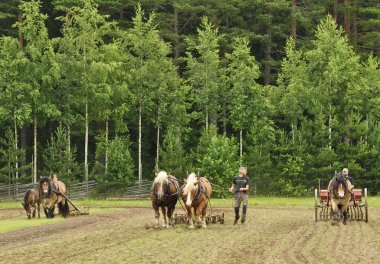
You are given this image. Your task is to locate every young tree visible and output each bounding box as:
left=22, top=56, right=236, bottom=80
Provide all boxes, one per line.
left=57, top=0, right=114, bottom=187
left=121, top=5, right=181, bottom=183
left=42, top=125, right=81, bottom=183
left=226, top=37, right=261, bottom=160
left=185, top=16, right=221, bottom=130
left=19, top=0, right=60, bottom=182
left=0, top=36, right=31, bottom=182
left=194, top=125, right=240, bottom=192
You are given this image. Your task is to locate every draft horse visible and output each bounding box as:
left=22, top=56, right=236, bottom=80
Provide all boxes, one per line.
left=150, top=171, right=180, bottom=228
left=182, top=173, right=212, bottom=229
left=39, top=176, right=69, bottom=218
left=328, top=173, right=353, bottom=225
left=22, top=188, right=40, bottom=219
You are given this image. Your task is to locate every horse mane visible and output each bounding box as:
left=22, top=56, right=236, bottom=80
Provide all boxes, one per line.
left=331, top=173, right=347, bottom=192
left=183, top=173, right=198, bottom=195
left=154, top=171, right=169, bottom=184
left=39, top=176, right=52, bottom=196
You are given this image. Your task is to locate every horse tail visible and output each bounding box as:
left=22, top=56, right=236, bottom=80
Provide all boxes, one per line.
left=59, top=199, right=70, bottom=218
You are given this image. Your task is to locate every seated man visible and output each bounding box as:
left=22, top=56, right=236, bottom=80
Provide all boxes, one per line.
left=342, top=168, right=354, bottom=188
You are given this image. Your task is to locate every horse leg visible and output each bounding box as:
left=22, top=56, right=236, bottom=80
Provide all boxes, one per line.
left=161, top=207, right=167, bottom=228
left=32, top=205, right=36, bottom=218
left=196, top=201, right=206, bottom=228
left=167, top=206, right=173, bottom=227
left=37, top=202, right=40, bottom=218
left=154, top=207, right=160, bottom=228
left=187, top=206, right=194, bottom=229
left=201, top=203, right=208, bottom=228
left=331, top=201, right=339, bottom=225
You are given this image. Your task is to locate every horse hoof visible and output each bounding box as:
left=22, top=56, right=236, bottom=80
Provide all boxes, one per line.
left=188, top=226, right=194, bottom=230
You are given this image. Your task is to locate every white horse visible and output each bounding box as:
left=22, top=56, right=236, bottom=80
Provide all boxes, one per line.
left=182, top=173, right=212, bottom=229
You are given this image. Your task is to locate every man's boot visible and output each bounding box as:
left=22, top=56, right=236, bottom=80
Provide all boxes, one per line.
left=241, top=205, right=247, bottom=224
left=234, top=207, right=240, bottom=225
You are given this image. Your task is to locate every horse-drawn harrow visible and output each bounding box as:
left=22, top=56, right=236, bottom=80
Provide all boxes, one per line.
left=61, top=193, right=90, bottom=216
left=314, top=188, right=368, bottom=222
left=173, top=211, right=225, bottom=225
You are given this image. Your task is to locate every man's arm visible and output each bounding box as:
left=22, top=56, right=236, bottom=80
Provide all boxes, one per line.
left=229, top=184, right=235, bottom=193
left=240, top=185, right=249, bottom=192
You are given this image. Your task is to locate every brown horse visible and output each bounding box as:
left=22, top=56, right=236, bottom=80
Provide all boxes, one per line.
left=150, top=171, right=179, bottom=228
left=328, top=173, right=353, bottom=225
left=39, top=176, right=69, bottom=218
left=182, top=173, right=212, bottom=229
left=22, top=188, right=40, bottom=219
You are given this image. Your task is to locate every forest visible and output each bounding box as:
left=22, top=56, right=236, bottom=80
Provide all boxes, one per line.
left=0, top=0, right=379, bottom=195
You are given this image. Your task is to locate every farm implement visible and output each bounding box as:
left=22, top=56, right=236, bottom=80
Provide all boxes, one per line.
left=60, top=192, right=90, bottom=216
left=173, top=211, right=225, bottom=225
left=314, top=188, right=368, bottom=222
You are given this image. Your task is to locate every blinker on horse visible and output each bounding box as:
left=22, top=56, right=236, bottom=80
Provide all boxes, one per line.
left=150, top=171, right=179, bottom=228
left=39, top=176, right=69, bottom=218
left=182, top=173, right=212, bottom=229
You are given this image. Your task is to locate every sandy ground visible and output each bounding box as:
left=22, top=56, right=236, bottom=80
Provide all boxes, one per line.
left=0, top=206, right=379, bottom=264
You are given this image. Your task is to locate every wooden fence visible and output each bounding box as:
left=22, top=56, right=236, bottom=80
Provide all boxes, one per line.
left=0, top=180, right=98, bottom=201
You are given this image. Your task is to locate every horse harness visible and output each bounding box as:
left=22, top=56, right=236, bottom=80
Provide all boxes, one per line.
left=152, top=175, right=180, bottom=200
left=193, top=176, right=210, bottom=201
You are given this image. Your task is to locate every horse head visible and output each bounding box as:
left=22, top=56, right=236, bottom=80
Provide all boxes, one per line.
left=182, top=173, right=199, bottom=207
left=153, top=171, right=169, bottom=201
left=332, top=174, right=348, bottom=199
left=39, top=176, right=52, bottom=197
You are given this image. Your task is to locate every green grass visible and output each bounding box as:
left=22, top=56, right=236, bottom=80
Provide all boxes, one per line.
left=0, top=207, right=120, bottom=234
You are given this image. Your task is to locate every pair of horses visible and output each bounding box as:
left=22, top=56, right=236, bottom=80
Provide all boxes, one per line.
left=328, top=173, right=353, bottom=225
left=22, top=176, right=69, bottom=219
left=150, top=171, right=212, bottom=229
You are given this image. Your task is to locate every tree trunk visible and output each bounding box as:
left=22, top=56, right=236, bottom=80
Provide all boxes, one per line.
left=205, top=106, right=209, bottom=131
left=17, top=13, right=23, bottom=49
left=13, top=116, right=18, bottom=183
left=240, top=129, right=243, bottom=161
left=351, top=1, right=357, bottom=47
left=264, top=29, right=272, bottom=85
left=333, top=0, right=338, bottom=22
left=292, top=0, right=297, bottom=40
left=291, top=122, right=296, bottom=144
left=344, top=115, right=350, bottom=146
left=173, top=4, right=179, bottom=66
left=67, top=125, right=71, bottom=182
left=20, top=126, right=27, bottom=178
left=344, top=0, right=351, bottom=37
left=156, top=126, right=160, bottom=172
left=328, top=113, right=332, bottom=150
left=105, top=120, right=109, bottom=174
left=85, top=103, right=89, bottom=194
left=33, top=113, right=37, bottom=183
left=222, top=101, right=227, bottom=135
left=138, top=102, right=142, bottom=187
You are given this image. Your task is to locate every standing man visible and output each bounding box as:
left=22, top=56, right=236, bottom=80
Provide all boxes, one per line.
left=229, top=166, right=250, bottom=224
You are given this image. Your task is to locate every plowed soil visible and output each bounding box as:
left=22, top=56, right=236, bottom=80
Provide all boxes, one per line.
left=0, top=206, right=379, bottom=264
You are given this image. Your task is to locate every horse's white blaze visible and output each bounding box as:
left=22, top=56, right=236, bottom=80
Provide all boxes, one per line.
left=338, top=184, right=345, bottom=198
left=186, top=192, right=192, bottom=206
left=43, top=189, right=48, bottom=194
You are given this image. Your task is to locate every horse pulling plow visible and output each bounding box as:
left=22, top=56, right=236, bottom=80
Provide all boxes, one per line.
left=314, top=187, right=368, bottom=222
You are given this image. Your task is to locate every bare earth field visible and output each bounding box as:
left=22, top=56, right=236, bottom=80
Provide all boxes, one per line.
left=0, top=205, right=379, bottom=264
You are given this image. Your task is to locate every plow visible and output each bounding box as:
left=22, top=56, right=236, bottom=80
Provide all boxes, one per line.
left=60, top=192, right=90, bottom=216
left=173, top=211, right=225, bottom=225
